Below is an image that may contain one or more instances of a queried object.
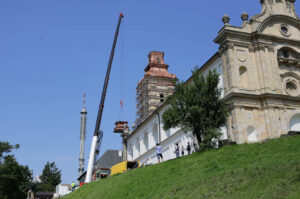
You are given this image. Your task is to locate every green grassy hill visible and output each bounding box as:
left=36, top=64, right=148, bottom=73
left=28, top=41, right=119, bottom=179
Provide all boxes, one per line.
left=64, top=136, right=300, bottom=199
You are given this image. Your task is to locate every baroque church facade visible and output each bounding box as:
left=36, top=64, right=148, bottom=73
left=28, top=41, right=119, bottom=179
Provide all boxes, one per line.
left=126, top=0, right=300, bottom=165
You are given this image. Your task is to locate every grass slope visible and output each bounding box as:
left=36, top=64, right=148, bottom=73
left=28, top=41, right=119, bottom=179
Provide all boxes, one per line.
left=64, top=136, right=300, bottom=199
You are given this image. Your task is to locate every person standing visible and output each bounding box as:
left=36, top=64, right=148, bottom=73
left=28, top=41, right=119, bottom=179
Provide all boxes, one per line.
left=27, top=190, right=34, bottom=199
left=175, top=143, right=180, bottom=158
left=187, top=142, right=191, bottom=155
left=155, top=143, right=163, bottom=163
left=181, top=146, right=185, bottom=156
left=145, top=158, right=152, bottom=166
left=71, top=182, right=75, bottom=192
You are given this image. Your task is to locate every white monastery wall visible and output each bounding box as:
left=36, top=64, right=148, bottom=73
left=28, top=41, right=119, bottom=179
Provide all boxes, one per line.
left=127, top=57, right=228, bottom=165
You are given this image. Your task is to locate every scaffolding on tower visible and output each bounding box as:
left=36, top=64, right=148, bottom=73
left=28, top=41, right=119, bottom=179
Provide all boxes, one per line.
left=135, top=52, right=177, bottom=126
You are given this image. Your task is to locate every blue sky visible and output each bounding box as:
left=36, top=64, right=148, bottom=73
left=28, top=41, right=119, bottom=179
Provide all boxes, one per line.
left=1, top=0, right=299, bottom=183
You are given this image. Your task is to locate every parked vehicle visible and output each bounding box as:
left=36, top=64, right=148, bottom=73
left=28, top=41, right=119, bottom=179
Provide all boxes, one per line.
left=110, top=161, right=139, bottom=175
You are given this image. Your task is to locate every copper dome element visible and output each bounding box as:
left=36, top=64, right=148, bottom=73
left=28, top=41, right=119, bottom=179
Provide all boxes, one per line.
left=144, top=51, right=176, bottom=79
left=114, top=121, right=129, bottom=133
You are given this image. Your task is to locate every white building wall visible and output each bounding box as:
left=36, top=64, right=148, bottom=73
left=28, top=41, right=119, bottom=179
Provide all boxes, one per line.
left=201, top=58, right=224, bottom=97
left=127, top=57, right=227, bottom=165
left=54, top=184, right=71, bottom=198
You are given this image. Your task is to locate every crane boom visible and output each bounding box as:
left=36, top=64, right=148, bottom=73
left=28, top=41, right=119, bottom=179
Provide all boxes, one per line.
left=85, top=13, right=124, bottom=183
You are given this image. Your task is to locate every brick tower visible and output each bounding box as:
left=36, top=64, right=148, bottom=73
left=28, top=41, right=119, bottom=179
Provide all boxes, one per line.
left=135, top=51, right=177, bottom=126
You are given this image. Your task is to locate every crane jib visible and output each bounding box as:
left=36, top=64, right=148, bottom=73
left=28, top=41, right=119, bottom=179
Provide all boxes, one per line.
left=85, top=13, right=124, bottom=183
left=93, top=13, right=124, bottom=137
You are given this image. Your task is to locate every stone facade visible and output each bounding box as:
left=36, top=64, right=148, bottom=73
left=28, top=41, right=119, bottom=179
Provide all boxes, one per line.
left=216, top=0, right=300, bottom=143
left=126, top=0, right=300, bottom=165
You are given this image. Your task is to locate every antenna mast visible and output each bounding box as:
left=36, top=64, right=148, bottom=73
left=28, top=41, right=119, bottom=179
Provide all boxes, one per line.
left=78, top=93, right=87, bottom=178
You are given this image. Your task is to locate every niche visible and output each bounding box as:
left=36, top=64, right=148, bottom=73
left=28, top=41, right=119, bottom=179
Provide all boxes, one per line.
left=239, top=66, right=249, bottom=88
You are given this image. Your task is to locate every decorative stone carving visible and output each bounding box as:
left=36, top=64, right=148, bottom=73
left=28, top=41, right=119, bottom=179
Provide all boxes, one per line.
left=241, top=12, right=249, bottom=22
left=248, top=45, right=255, bottom=53
left=236, top=49, right=247, bottom=62
left=247, top=44, right=275, bottom=53
left=219, top=42, right=234, bottom=54
left=258, top=45, right=267, bottom=51
left=277, top=47, right=300, bottom=66
left=228, top=42, right=234, bottom=50
left=222, top=15, right=230, bottom=25
left=284, top=78, right=299, bottom=96
left=286, top=0, right=295, bottom=12
left=268, top=46, right=275, bottom=52
left=280, top=72, right=300, bottom=80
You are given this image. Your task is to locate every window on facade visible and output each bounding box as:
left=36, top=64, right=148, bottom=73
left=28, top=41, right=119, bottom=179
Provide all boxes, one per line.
left=239, top=66, right=249, bottom=88
left=152, top=124, right=159, bottom=145
left=289, top=113, right=300, bottom=133
left=129, top=144, right=133, bottom=160
left=160, top=93, right=164, bottom=102
left=143, top=132, right=149, bottom=151
left=278, top=47, right=298, bottom=60
left=136, top=139, right=140, bottom=157
left=165, top=129, right=171, bottom=138
left=281, top=26, right=288, bottom=35
left=282, top=50, right=289, bottom=58
left=286, top=82, right=297, bottom=91
left=285, top=81, right=298, bottom=96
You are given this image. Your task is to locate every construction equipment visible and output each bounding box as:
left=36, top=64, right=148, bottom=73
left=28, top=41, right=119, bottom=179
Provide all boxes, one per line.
left=85, top=13, right=124, bottom=183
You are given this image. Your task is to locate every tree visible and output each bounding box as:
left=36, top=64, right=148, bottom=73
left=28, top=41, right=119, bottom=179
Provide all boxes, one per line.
left=38, top=161, right=61, bottom=192
left=0, top=142, right=19, bottom=164
left=162, top=68, right=229, bottom=151
left=0, top=141, right=33, bottom=199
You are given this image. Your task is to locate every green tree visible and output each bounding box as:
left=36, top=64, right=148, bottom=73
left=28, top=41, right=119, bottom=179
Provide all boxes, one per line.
left=0, top=141, right=33, bottom=199
left=38, top=161, right=61, bottom=191
left=0, top=142, right=19, bottom=164
left=162, top=68, right=229, bottom=151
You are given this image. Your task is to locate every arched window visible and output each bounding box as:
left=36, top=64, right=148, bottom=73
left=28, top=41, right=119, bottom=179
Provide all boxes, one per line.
left=152, top=124, right=159, bottom=145
left=277, top=47, right=299, bottom=59
left=289, top=114, right=300, bottom=132
left=143, top=132, right=149, bottom=151
left=129, top=144, right=133, bottom=160
left=247, top=126, right=257, bottom=143
left=165, top=129, right=171, bottom=138
left=135, top=138, right=140, bottom=157
left=239, top=66, right=249, bottom=88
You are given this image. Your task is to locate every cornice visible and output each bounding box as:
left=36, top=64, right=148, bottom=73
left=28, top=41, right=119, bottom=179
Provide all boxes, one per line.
left=222, top=91, right=300, bottom=103
left=257, top=14, right=300, bottom=32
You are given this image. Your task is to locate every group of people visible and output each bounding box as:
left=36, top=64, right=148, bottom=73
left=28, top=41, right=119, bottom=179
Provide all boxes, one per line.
left=174, top=142, right=191, bottom=158
left=155, top=142, right=192, bottom=163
